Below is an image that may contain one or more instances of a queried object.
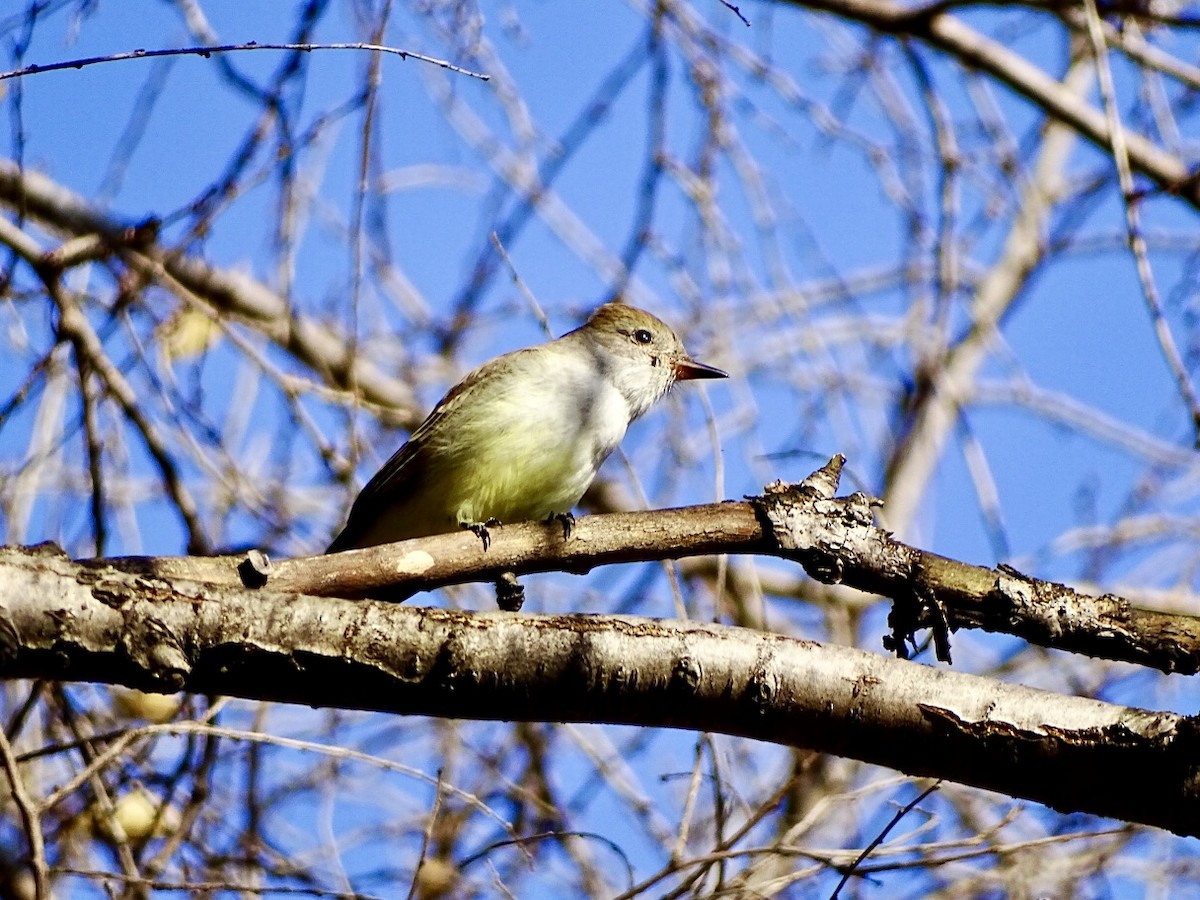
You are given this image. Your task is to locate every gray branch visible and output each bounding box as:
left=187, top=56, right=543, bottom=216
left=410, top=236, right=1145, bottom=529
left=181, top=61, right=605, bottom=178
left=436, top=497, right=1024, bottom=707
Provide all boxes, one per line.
left=0, top=543, right=1197, bottom=836
left=87, top=457, right=1200, bottom=675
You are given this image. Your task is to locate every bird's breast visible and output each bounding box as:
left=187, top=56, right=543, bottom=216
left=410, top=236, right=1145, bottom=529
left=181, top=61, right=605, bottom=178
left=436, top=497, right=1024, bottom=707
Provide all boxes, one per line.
left=426, top=354, right=632, bottom=526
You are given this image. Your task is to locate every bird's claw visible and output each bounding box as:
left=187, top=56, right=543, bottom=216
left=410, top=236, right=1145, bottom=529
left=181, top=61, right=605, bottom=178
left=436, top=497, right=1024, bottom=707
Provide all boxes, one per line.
left=462, top=518, right=501, bottom=551
left=548, top=511, right=575, bottom=540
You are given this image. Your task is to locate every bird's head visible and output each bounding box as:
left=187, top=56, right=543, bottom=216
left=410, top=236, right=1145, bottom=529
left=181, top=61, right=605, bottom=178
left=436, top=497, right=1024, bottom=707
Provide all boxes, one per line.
left=571, top=301, right=727, bottom=419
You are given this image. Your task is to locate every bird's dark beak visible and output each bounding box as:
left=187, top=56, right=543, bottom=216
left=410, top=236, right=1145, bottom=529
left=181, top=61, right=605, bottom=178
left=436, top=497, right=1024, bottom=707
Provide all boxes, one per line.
left=673, top=357, right=728, bottom=381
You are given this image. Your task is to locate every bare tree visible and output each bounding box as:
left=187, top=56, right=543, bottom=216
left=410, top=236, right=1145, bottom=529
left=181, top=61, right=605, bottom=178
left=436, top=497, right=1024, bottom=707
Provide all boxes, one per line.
left=1, top=0, right=1199, bottom=896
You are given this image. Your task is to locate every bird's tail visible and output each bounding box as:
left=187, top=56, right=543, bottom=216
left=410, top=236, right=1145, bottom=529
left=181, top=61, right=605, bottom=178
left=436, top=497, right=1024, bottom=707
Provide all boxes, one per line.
left=325, top=524, right=360, bottom=554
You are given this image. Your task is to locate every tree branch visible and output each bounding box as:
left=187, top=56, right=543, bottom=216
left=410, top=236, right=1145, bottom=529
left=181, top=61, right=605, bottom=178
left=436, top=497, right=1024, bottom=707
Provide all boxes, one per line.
left=0, top=543, right=1196, bottom=836
left=81, top=457, right=1200, bottom=676
left=781, top=0, right=1200, bottom=207
left=0, top=160, right=419, bottom=427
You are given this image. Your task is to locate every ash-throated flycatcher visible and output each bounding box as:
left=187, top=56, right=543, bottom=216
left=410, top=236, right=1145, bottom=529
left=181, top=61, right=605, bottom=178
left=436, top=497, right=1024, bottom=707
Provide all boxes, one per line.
left=327, top=301, right=726, bottom=552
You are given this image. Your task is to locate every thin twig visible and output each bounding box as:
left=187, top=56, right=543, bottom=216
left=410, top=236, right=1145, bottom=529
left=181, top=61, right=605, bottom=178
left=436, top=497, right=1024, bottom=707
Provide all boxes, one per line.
left=0, top=41, right=489, bottom=82
left=490, top=232, right=553, bottom=338
left=407, top=768, right=446, bottom=900
left=0, top=726, right=48, bottom=899
left=720, top=0, right=752, bottom=26
left=829, top=781, right=941, bottom=898
left=1081, top=0, right=1200, bottom=444
left=49, top=280, right=212, bottom=553
left=74, top=351, right=108, bottom=555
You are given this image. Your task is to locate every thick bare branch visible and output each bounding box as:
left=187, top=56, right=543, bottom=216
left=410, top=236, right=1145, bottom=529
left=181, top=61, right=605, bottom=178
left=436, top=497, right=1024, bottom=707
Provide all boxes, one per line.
left=50, top=458, right=1200, bottom=675
left=0, top=544, right=1196, bottom=836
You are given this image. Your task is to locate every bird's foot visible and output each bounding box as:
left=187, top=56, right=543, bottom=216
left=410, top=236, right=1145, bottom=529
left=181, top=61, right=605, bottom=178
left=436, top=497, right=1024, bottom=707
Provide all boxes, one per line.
left=495, top=571, right=524, bottom=611
left=462, top=518, right=501, bottom=551
left=547, top=511, right=575, bottom=540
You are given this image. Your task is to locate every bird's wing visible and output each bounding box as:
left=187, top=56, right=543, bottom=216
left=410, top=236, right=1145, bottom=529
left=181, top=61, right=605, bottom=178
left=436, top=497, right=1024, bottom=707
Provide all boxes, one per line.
left=341, top=348, right=537, bottom=517
left=326, top=410, right=441, bottom=552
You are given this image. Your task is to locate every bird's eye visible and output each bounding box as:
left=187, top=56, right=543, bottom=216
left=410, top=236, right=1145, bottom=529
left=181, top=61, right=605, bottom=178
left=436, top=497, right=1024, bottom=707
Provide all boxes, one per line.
left=634, top=329, right=653, bottom=344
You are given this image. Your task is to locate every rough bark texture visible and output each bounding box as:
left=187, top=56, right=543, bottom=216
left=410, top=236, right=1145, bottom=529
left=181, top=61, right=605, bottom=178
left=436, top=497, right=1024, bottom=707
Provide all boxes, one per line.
left=1, top=544, right=1198, bottom=836
left=74, top=458, right=1200, bottom=674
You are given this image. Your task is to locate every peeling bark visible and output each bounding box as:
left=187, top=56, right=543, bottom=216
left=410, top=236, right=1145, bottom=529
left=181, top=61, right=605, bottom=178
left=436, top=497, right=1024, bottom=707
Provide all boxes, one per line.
left=44, top=459, right=1200, bottom=675
left=0, top=544, right=1197, bottom=835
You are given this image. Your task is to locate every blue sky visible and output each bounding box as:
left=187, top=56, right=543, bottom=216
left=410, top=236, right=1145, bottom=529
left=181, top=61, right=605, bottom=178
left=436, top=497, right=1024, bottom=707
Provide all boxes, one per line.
left=4, top=1, right=1198, bottom=617
left=5, top=0, right=1197, bottom=583
left=3, top=1, right=1200, bottom=892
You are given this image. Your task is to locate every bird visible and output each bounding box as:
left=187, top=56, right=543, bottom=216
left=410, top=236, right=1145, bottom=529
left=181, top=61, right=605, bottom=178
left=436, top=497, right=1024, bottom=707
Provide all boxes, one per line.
left=327, top=300, right=726, bottom=554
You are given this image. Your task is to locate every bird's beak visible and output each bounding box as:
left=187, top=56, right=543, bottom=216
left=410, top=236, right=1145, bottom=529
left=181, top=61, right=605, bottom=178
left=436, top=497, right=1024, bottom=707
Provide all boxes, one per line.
left=673, top=357, right=728, bottom=381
